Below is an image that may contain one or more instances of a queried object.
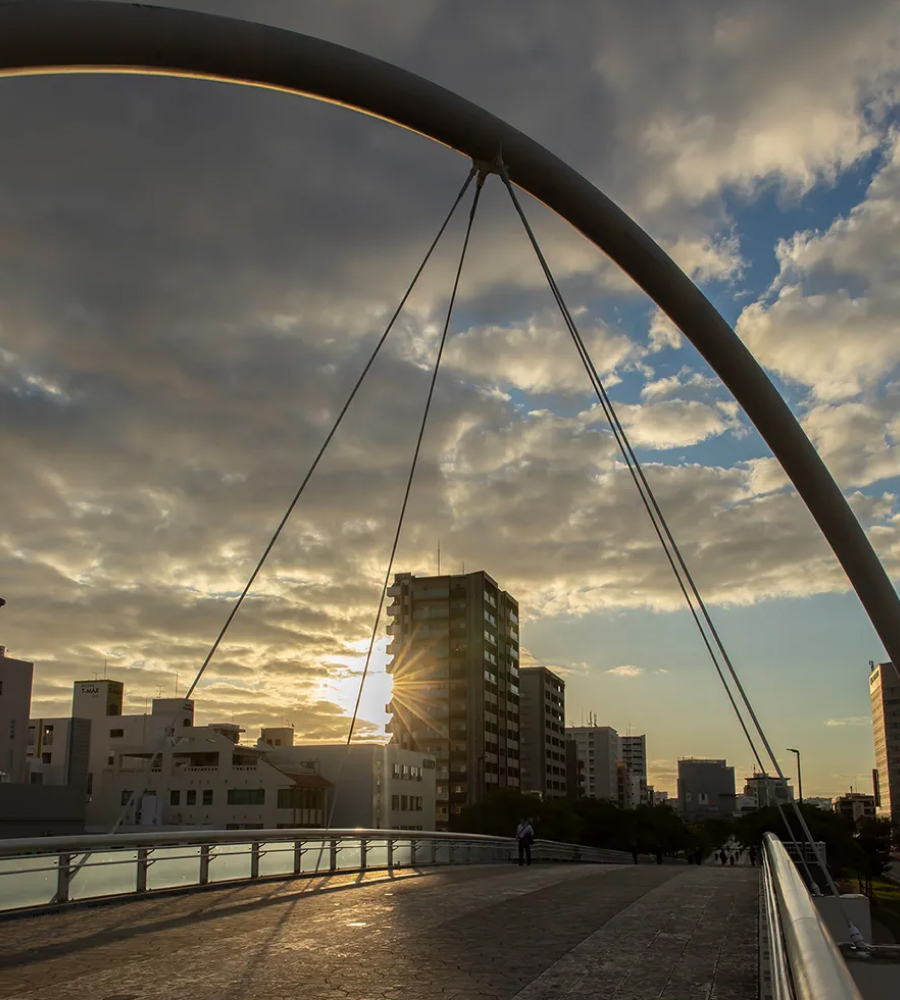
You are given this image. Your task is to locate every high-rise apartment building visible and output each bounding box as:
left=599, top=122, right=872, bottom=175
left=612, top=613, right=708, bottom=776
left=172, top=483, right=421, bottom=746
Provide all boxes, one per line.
left=620, top=734, right=648, bottom=807
left=385, top=571, right=521, bottom=828
left=677, top=758, right=736, bottom=821
left=26, top=716, right=92, bottom=790
left=869, top=660, right=900, bottom=820
left=565, top=726, right=620, bottom=801
left=0, top=646, right=34, bottom=783
left=519, top=666, right=567, bottom=799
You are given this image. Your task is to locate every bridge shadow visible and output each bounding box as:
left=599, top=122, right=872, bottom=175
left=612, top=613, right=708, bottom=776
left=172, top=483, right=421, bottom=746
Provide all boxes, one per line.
left=0, top=866, right=435, bottom=972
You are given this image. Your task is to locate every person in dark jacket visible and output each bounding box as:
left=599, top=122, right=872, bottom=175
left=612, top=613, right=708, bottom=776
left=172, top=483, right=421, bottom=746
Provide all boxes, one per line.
left=516, top=818, right=534, bottom=867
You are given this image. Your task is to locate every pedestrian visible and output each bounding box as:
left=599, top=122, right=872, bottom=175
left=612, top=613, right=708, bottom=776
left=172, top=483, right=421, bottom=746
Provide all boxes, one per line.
left=631, top=842, right=639, bottom=865
left=749, top=846, right=757, bottom=867
left=516, top=817, right=534, bottom=867
left=719, top=850, right=727, bottom=866
left=655, top=846, right=663, bottom=865
left=729, top=853, right=736, bottom=867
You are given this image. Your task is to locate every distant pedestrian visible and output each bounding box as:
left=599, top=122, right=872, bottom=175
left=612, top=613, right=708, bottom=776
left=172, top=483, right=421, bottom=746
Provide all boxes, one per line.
left=719, top=850, right=727, bottom=866
left=729, top=853, right=736, bottom=867
left=631, top=843, right=639, bottom=865
left=655, top=846, right=663, bottom=865
left=516, top=817, right=534, bottom=867
left=749, top=846, right=757, bottom=867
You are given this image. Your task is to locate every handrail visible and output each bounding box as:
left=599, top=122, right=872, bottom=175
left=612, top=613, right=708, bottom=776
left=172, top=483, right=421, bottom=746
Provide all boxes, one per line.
left=0, top=829, right=647, bottom=916
left=762, top=833, right=863, bottom=1000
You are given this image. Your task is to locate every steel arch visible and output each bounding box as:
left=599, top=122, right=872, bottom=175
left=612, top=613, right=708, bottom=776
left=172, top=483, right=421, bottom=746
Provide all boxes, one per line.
left=2, top=1, right=898, bottom=664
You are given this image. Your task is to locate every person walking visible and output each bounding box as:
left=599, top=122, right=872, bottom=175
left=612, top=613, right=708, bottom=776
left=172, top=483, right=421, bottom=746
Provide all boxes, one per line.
left=729, top=852, right=736, bottom=867
left=749, top=845, right=757, bottom=867
left=516, top=817, right=534, bottom=867
left=631, top=842, right=640, bottom=865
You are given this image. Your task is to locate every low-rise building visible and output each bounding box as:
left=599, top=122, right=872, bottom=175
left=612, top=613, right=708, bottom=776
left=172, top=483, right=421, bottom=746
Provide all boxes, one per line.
left=89, top=723, right=330, bottom=831
left=0, top=646, right=33, bottom=784
left=833, top=791, right=876, bottom=826
left=743, top=773, right=794, bottom=810
left=26, top=717, right=91, bottom=791
left=268, top=742, right=437, bottom=831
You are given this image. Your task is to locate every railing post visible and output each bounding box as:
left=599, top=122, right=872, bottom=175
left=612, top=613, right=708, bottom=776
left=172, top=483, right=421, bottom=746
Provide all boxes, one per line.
left=431, top=839, right=438, bottom=865
left=199, top=844, right=210, bottom=885
left=250, top=841, right=260, bottom=879
left=360, top=838, right=367, bottom=874
left=410, top=838, right=417, bottom=867
left=293, top=839, right=303, bottom=875
left=387, top=838, right=394, bottom=872
left=329, top=838, right=338, bottom=873
left=56, top=852, right=71, bottom=904
left=136, top=848, right=149, bottom=893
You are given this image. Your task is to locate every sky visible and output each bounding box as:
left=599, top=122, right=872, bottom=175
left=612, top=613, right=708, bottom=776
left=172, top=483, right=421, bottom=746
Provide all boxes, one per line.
left=2, top=0, right=900, bottom=798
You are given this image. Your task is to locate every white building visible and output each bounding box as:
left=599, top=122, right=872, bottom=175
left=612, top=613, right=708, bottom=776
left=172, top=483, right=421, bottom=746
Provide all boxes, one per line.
left=651, top=789, right=669, bottom=806
left=268, top=742, right=437, bottom=831
left=70, top=679, right=195, bottom=798
left=743, top=773, right=795, bottom=810
left=89, top=723, right=330, bottom=831
left=0, top=646, right=33, bottom=783
left=26, top=716, right=91, bottom=790
left=566, top=726, right=620, bottom=801
left=833, top=791, right=877, bottom=826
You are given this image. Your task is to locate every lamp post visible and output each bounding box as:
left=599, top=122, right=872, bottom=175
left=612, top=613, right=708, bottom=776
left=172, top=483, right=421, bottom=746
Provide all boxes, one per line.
left=786, top=748, right=803, bottom=805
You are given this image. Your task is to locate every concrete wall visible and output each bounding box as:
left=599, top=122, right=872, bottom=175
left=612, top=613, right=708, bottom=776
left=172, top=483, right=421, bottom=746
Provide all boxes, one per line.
left=0, top=783, right=85, bottom=838
left=0, top=651, right=33, bottom=783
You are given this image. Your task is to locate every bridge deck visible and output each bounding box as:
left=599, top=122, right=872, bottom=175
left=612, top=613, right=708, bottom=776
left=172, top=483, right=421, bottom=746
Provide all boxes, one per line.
left=0, top=863, right=758, bottom=999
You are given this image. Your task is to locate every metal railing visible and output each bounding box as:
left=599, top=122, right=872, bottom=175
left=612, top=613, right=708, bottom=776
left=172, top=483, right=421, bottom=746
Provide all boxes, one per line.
left=0, top=828, right=645, bottom=916
left=761, top=832, right=862, bottom=1000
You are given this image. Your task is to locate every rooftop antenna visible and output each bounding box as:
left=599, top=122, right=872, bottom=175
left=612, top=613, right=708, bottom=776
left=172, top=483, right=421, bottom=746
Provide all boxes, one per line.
left=437, top=539, right=441, bottom=576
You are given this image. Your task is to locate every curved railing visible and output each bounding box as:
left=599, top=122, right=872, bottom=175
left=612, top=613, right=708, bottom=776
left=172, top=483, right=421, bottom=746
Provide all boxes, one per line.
left=761, top=832, right=862, bottom=1000
left=0, top=828, right=647, bottom=916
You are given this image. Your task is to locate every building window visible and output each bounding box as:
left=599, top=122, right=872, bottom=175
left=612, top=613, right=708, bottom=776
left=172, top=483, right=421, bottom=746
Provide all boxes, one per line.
left=170, top=790, right=180, bottom=806
left=227, top=788, right=265, bottom=805
left=121, top=789, right=133, bottom=806
left=8, top=720, right=14, bottom=739
left=41, top=752, right=52, bottom=764
left=202, top=789, right=213, bottom=806
left=110, top=729, right=124, bottom=738
left=187, top=790, right=197, bottom=805
left=108, top=755, right=115, bottom=765
left=392, top=794, right=400, bottom=810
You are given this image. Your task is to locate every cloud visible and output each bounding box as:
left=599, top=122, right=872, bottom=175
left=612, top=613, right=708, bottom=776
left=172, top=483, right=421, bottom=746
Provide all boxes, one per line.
left=607, top=665, right=643, bottom=677
left=737, top=130, right=900, bottom=402
left=824, top=717, right=870, bottom=727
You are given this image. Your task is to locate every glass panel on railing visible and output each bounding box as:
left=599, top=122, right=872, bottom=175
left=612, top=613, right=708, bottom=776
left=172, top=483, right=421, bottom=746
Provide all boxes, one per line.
left=0, top=854, right=59, bottom=911
left=208, top=843, right=252, bottom=883
left=68, top=850, right=139, bottom=901
left=258, top=841, right=296, bottom=878
left=301, top=841, right=332, bottom=874
left=338, top=844, right=361, bottom=870
left=393, top=841, right=412, bottom=867
left=147, top=845, right=202, bottom=890
left=365, top=840, right=389, bottom=868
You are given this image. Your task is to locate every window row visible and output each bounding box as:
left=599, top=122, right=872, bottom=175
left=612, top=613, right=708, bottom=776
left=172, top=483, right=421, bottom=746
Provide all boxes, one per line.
left=392, top=794, right=424, bottom=811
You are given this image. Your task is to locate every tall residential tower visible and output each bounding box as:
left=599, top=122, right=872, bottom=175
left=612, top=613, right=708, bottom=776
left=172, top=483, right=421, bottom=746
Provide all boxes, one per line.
left=519, top=666, right=567, bottom=799
left=870, top=660, right=900, bottom=819
left=386, top=571, right=521, bottom=828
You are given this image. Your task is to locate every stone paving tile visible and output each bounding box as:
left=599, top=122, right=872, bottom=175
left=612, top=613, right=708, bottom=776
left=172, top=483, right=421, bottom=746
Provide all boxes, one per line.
left=0, top=863, right=758, bottom=1000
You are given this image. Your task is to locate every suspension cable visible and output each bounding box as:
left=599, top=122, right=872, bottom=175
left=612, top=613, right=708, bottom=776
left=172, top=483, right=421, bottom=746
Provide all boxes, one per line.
left=326, top=168, right=487, bottom=827
left=98, top=166, right=477, bottom=844
left=498, top=163, right=834, bottom=899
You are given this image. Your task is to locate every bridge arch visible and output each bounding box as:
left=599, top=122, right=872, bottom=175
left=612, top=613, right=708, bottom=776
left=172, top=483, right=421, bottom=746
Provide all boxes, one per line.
left=2, top=0, right=898, bottom=663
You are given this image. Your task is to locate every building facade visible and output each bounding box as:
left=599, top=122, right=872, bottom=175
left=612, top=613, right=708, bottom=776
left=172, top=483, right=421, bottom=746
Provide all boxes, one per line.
left=0, top=647, right=33, bottom=783
left=833, top=791, right=877, bottom=826
left=26, top=716, right=91, bottom=790
left=565, top=726, right=620, bottom=801
left=869, top=660, right=900, bottom=820
left=275, top=743, right=437, bottom=831
left=564, top=739, right=584, bottom=799
left=90, top=723, right=330, bottom=831
left=385, top=571, right=520, bottom=828
left=742, top=773, right=794, bottom=810
left=677, top=758, right=736, bottom=821
left=519, top=666, right=567, bottom=799
left=620, top=734, right=648, bottom=807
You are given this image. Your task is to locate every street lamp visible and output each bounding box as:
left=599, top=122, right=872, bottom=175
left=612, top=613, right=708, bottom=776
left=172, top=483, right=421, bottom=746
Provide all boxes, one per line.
left=786, top=748, right=803, bottom=805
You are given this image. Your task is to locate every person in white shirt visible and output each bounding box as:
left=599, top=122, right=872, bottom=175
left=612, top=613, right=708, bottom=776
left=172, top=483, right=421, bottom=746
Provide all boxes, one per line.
left=516, top=817, right=534, bottom=867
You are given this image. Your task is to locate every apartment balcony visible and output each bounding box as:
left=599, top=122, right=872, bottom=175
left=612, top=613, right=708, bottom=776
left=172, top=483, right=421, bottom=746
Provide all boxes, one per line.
left=387, top=584, right=402, bottom=598
left=387, top=603, right=401, bottom=616
left=386, top=622, right=402, bottom=636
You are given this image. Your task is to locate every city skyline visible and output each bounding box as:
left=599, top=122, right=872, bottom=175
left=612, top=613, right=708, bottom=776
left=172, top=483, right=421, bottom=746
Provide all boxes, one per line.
left=3, top=0, right=900, bottom=803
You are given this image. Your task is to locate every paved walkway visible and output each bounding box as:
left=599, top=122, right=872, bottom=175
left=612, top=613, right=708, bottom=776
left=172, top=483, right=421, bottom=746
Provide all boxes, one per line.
left=0, top=863, right=758, bottom=1000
